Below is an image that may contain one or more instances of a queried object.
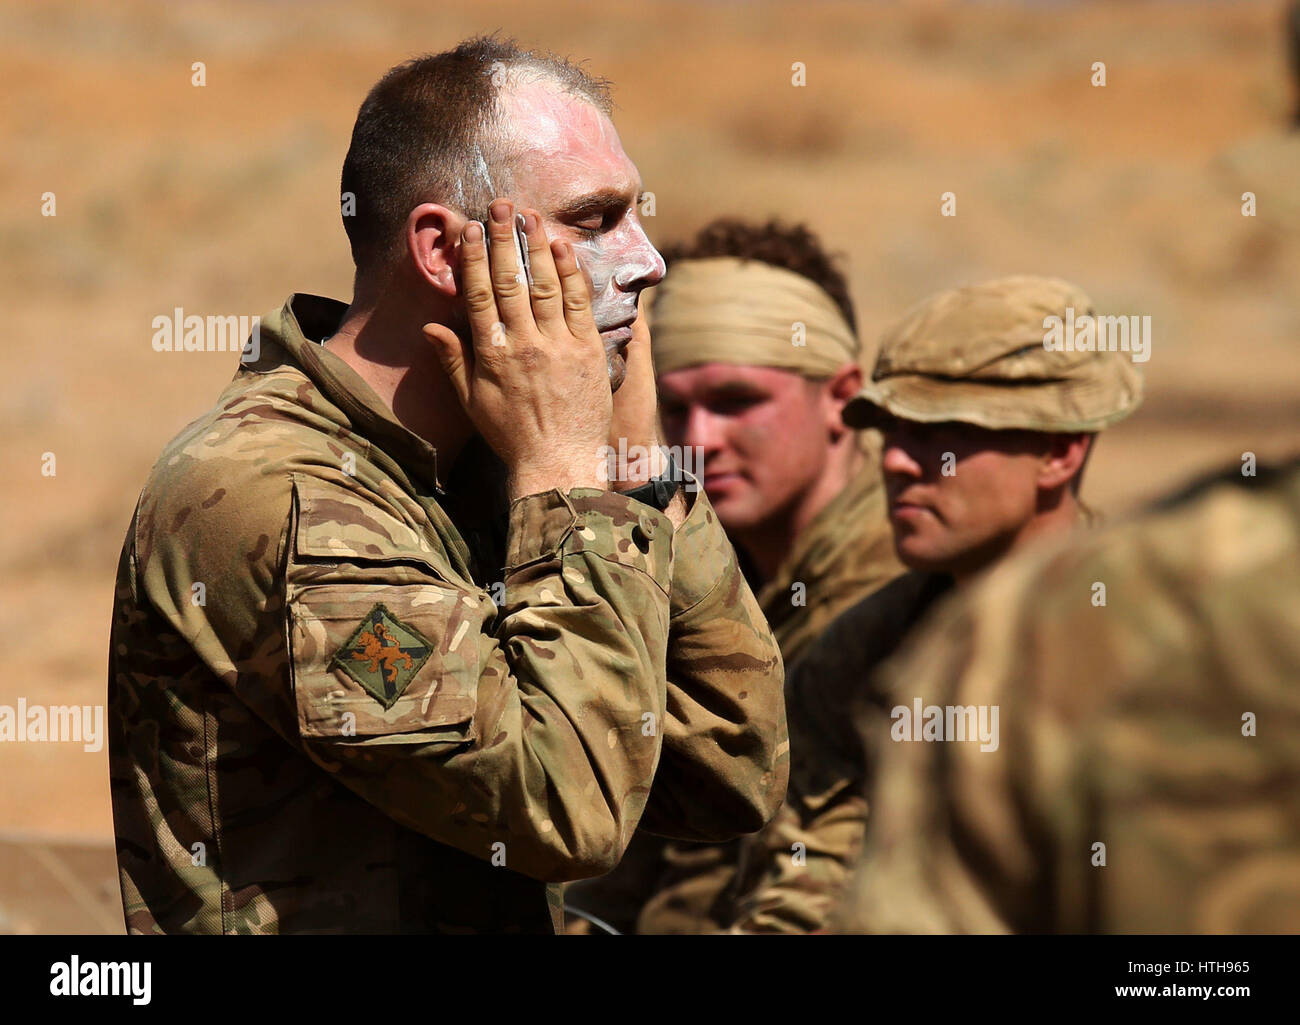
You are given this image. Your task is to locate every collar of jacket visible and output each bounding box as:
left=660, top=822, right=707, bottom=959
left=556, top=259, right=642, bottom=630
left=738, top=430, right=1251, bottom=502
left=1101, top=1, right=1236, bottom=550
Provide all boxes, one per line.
left=245, top=293, right=450, bottom=495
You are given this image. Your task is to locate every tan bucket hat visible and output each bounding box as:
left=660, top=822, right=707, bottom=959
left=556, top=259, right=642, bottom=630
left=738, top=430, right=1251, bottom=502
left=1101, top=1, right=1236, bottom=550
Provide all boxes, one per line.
left=843, top=275, right=1145, bottom=432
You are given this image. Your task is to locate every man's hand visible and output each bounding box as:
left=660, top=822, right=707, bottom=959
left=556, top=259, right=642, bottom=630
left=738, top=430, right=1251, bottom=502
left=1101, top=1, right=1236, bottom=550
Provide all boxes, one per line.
left=608, top=298, right=665, bottom=486
left=607, top=302, right=688, bottom=528
left=424, top=199, right=613, bottom=502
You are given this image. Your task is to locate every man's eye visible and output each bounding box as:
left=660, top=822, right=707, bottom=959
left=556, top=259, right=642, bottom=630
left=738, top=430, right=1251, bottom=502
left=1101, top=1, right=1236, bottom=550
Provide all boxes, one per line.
left=574, top=209, right=623, bottom=235
left=712, top=395, right=763, bottom=414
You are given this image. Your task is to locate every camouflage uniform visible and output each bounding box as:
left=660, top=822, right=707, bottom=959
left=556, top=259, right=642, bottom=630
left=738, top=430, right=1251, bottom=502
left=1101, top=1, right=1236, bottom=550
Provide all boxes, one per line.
left=839, top=458, right=1300, bottom=933
left=563, top=256, right=904, bottom=934
left=729, top=275, right=1145, bottom=932
left=727, top=571, right=951, bottom=932
left=107, top=293, right=788, bottom=934
left=567, top=452, right=903, bottom=933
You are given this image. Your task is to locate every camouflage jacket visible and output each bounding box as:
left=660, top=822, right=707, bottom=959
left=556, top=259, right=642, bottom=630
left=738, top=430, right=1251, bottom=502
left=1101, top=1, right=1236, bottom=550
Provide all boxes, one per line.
left=726, top=570, right=951, bottom=933
left=107, top=293, right=787, bottom=934
left=565, top=461, right=904, bottom=934
left=839, top=459, right=1300, bottom=933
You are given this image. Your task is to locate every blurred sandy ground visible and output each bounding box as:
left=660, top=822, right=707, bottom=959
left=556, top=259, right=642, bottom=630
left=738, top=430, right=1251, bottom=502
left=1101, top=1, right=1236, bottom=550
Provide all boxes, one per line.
left=1, top=0, right=1297, bottom=932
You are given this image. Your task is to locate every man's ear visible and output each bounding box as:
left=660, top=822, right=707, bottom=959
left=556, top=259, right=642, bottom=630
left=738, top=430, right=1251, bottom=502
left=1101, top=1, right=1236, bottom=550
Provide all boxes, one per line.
left=825, top=362, right=864, bottom=439
left=1038, top=433, right=1093, bottom=492
left=406, top=203, right=466, bottom=296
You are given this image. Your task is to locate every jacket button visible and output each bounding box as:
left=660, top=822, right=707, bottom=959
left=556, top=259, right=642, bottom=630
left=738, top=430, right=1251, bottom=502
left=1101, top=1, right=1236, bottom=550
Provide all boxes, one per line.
left=633, top=516, right=657, bottom=549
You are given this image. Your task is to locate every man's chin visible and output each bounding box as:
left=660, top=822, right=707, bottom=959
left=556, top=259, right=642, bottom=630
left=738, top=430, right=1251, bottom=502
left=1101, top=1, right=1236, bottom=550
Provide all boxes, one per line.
left=894, top=537, right=959, bottom=576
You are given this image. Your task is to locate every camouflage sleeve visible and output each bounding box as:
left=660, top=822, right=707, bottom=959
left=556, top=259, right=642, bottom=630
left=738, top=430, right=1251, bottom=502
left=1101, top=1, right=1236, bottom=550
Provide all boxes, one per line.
left=728, top=772, right=868, bottom=933
left=839, top=466, right=1300, bottom=935
left=580, top=571, right=935, bottom=933
left=727, top=634, right=871, bottom=934
left=562, top=482, right=788, bottom=933
left=634, top=478, right=789, bottom=842
left=833, top=564, right=1051, bottom=934
left=139, top=457, right=680, bottom=884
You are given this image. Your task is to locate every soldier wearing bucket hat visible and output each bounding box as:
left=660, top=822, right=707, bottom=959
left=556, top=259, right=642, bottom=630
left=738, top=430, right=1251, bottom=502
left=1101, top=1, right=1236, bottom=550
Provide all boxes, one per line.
left=843, top=275, right=1143, bottom=435
left=726, top=275, right=1145, bottom=933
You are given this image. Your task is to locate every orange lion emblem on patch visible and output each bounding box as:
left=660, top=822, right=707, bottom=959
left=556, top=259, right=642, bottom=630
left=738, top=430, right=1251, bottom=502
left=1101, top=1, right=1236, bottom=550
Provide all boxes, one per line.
left=350, top=620, right=414, bottom=686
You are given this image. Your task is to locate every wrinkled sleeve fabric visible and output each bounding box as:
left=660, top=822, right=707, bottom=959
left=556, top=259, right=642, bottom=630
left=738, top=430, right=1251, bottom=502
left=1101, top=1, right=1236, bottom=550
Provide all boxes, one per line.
left=633, top=479, right=789, bottom=842
left=727, top=619, right=874, bottom=934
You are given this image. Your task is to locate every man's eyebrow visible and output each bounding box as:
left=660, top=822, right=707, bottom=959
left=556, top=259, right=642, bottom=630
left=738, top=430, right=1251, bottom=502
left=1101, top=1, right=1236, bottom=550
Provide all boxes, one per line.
left=553, top=185, right=640, bottom=218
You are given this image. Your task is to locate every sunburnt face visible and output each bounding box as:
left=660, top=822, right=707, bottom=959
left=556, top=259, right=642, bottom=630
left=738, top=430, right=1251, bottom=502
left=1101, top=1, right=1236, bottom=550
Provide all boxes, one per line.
left=878, top=416, right=1049, bottom=576
left=494, top=77, right=665, bottom=391
left=657, top=363, right=834, bottom=531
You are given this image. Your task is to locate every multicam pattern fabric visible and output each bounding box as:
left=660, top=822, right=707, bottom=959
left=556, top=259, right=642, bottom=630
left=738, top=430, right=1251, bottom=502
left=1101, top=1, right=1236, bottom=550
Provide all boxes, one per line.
left=837, top=458, right=1300, bottom=934
left=107, top=293, right=788, bottom=934
left=725, top=571, right=951, bottom=933
left=565, top=453, right=905, bottom=934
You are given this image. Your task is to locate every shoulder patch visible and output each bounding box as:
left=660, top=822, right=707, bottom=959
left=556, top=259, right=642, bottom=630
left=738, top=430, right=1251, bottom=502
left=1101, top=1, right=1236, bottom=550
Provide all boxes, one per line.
left=330, top=603, right=433, bottom=708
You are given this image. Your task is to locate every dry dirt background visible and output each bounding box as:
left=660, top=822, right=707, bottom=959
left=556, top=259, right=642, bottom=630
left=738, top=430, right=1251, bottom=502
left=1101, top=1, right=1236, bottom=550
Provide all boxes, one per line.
left=1, top=0, right=1298, bottom=932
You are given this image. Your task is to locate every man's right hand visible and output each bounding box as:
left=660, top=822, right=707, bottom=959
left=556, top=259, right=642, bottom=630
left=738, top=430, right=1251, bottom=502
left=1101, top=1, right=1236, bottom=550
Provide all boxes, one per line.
left=424, top=198, right=613, bottom=502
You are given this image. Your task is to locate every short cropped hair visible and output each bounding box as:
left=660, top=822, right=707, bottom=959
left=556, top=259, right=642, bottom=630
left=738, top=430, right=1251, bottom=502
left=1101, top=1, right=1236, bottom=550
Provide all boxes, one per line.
left=340, top=35, right=613, bottom=277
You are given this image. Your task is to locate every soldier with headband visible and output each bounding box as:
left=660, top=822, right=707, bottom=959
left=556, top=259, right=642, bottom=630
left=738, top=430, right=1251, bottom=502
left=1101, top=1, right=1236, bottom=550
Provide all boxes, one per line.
left=567, top=220, right=903, bottom=934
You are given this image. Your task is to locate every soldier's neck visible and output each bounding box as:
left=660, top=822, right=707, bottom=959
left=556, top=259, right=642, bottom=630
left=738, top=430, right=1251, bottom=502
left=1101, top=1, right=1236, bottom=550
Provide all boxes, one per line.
left=949, top=491, right=1083, bottom=589
left=326, top=297, right=476, bottom=488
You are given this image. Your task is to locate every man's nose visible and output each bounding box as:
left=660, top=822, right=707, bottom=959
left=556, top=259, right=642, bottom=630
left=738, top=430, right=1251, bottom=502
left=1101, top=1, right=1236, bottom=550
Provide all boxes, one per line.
left=614, top=232, right=666, bottom=291
left=681, top=405, right=725, bottom=456
left=881, top=437, right=924, bottom=479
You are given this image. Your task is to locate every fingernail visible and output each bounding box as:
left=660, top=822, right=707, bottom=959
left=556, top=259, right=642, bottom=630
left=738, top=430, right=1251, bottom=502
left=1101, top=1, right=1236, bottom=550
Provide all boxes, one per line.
left=464, top=220, right=483, bottom=242
left=522, top=211, right=538, bottom=233
left=490, top=199, right=511, bottom=224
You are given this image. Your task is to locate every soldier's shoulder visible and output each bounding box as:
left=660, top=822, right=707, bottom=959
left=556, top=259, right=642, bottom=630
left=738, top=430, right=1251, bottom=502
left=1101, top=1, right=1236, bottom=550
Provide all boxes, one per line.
left=938, top=456, right=1300, bottom=709
left=1072, top=456, right=1300, bottom=670
left=794, top=570, right=949, bottom=679
left=1012, top=456, right=1300, bottom=627
left=134, top=368, right=380, bottom=575
left=153, top=365, right=358, bottom=478
left=783, top=571, right=949, bottom=775
left=800, top=462, right=907, bottom=617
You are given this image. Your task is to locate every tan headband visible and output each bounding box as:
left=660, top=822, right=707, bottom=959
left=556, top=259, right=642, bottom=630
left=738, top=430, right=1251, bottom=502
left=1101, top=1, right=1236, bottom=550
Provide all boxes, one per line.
left=650, top=257, right=859, bottom=377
